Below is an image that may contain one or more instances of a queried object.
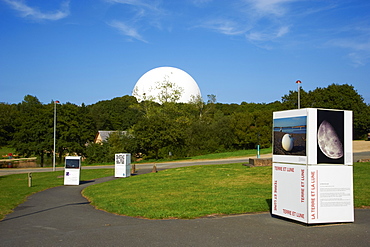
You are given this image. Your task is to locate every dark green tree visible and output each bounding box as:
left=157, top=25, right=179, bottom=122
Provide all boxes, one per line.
left=85, top=141, right=110, bottom=164
left=0, top=103, right=16, bottom=147
left=229, top=111, right=254, bottom=149
left=88, top=95, right=141, bottom=131
left=12, top=95, right=51, bottom=165
left=131, top=103, right=187, bottom=159
left=56, top=102, right=96, bottom=158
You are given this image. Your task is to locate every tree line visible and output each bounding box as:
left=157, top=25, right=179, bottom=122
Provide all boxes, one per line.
left=0, top=84, right=369, bottom=164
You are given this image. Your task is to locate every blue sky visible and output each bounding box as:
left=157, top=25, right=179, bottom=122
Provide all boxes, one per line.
left=1, top=0, right=370, bottom=105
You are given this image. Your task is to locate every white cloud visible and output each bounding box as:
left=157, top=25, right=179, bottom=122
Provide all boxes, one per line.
left=200, top=19, right=247, bottom=36
left=104, top=0, right=160, bottom=11
left=276, top=25, right=289, bottom=37
left=191, top=0, right=213, bottom=7
left=108, top=20, right=147, bottom=42
left=246, top=25, right=289, bottom=42
left=197, top=0, right=296, bottom=45
left=326, top=20, right=370, bottom=66
left=2, top=0, right=70, bottom=21
left=335, top=40, right=370, bottom=52
left=348, top=52, right=368, bottom=67
left=330, top=39, right=370, bottom=66
left=104, top=0, right=164, bottom=41
left=245, top=0, right=296, bottom=16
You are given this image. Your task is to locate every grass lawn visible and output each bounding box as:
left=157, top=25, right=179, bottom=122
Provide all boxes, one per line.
left=83, top=164, right=272, bottom=219
left=1, top=162, right=370, bottom=221
left=189, top=147, right=272, bottom=160
left=353, top=163, right=370, bottom=207
left=83, top=162, right=370, bottom=219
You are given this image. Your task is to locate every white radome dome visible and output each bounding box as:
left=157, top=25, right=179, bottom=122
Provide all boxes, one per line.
left=132, top=67, right=201, bottom=103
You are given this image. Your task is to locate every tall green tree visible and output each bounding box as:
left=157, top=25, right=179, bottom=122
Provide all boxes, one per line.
left=0, top=103, right=16, bottom=147
left=131, top=102, right=187, bottom=159
left=229, top=111, right=254, bottom=149
left=85, top=141, right=110, bottom=164
left=12, top=95, right=51, bottom=165
left=56, top=102, right=95, bottom=158
left=88, top=95, right=141, bottom=131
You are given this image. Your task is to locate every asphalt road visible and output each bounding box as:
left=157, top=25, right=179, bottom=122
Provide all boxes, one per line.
left=0, top=154, right=267, bottom=176
left=353, top=151, right=370, bottom=161
left=1, top=152, right=369, bottom=177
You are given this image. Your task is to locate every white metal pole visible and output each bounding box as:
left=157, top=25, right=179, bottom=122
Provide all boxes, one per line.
left=296, top=80, right=301, bottom=109
left=298, top=83, right=300, bottom=109
left=53, top=101, right=57, bottom=171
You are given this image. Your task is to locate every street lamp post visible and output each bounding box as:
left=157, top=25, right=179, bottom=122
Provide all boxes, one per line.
left=53, top=100, right=60, bottom=171
left=296, top=80, right=301, bottom=109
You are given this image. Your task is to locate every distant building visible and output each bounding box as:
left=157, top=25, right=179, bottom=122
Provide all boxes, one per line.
left=94, top=131, right=126, bottom=143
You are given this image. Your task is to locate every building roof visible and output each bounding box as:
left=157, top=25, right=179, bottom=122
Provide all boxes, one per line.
left=95, top=131, right=126, bottom=143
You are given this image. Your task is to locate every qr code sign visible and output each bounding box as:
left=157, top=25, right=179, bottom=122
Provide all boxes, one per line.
left=116, top=154, right=125, bottom=165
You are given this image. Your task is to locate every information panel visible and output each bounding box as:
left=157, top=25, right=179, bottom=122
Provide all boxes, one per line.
left=307, top=165, right=353, bottom=224
left=64, top=156, right=81, bottom=186
left=115, top=153, right=131, bottom=178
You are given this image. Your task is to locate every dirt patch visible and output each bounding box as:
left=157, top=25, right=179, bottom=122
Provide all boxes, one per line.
left=353, top=141, right=370, bottom=152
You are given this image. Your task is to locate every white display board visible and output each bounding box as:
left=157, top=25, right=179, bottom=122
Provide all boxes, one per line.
left=307, top=165, right=354, bottom=223
left=64, top=156, right=81, bottom=186
left=272, top=163, right=354, bottom=224
left=272, top=108, right=353, bottom=224
left=272, top=163, right=307, bottom=223
left=115, top=153, right=131, bottom=178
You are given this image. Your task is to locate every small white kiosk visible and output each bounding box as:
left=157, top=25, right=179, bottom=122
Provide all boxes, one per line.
left=272, top=108, right=353, bottom=224
left=115, top=153, right=131, bottom=178
left=64, top=156, right=81, bottom=186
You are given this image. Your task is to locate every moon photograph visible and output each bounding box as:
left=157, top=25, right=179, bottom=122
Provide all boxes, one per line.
left=273, top=116, right=307, bottom=156
left=317, top=110, right=345, bottom=164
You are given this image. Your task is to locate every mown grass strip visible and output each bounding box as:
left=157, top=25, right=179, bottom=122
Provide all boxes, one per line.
left=189, top=147, right=272, bottom=160
left=353, top=163, right=370, bottom=208
left=131, top=148, right=272, bottom=164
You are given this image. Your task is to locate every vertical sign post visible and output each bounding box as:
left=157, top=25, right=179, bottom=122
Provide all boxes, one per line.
left=53, top=100, right=60, bottom=172
left=296, top=80, right=301, bottom=109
